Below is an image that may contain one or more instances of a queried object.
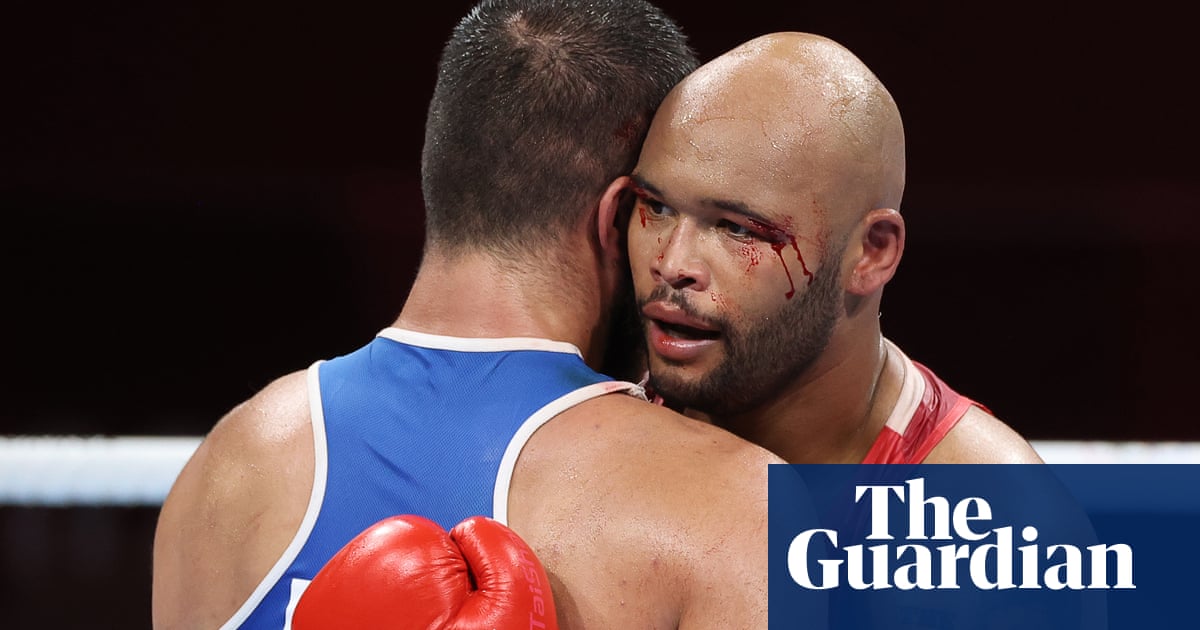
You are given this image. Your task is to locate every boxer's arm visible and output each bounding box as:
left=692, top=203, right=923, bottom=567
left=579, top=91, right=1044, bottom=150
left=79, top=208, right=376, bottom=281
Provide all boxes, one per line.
left=152, top=370, right=314, bottom=629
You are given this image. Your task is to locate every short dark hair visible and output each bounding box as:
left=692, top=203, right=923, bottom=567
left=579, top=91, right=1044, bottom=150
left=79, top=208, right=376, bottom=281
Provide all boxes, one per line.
left=421, top=0, right=697, bottom=257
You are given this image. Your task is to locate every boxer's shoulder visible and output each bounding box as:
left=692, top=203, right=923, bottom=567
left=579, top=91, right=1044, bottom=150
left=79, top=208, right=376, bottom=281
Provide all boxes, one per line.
left=924, top=404, right=1044, bottom=463
left=152, top=369, right=313, bottom=628
left=188, top=369, right=314, bottom=510
left=526, top=391, right=781, bottom=481
left=506, top=393, right=779, bottom=628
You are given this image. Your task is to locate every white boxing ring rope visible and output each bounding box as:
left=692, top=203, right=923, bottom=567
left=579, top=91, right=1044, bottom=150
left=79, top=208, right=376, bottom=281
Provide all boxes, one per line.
left=0, top=435, right=1199, bottom=507
left=0, top=435, right=203, bottom=507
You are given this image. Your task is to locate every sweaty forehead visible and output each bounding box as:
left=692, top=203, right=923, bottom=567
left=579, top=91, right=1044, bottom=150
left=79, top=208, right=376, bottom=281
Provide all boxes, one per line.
left=641, top=63, right=827, bottom=198
left=666, top=36, right=883, bottom=154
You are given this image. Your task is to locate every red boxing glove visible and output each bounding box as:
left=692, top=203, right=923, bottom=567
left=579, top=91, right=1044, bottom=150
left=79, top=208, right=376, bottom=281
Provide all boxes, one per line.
left=293, top=515, right=557, bottom=630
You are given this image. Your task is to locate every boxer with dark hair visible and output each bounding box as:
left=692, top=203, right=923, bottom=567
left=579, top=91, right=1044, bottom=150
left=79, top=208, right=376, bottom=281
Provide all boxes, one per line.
left=152, top=2, right=786, bottom=629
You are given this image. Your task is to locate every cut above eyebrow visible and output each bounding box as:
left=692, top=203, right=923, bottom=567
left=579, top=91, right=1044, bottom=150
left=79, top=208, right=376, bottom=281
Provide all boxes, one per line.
left=629, top=173, right=662, bottom=198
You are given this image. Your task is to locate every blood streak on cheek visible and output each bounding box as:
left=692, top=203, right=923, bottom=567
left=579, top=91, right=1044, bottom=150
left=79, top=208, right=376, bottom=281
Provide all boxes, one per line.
left=747, top=218, right=815, bottom=300
left=739, top=244, right=762, bottom=272
left=638, top=205, right=647, bottom=228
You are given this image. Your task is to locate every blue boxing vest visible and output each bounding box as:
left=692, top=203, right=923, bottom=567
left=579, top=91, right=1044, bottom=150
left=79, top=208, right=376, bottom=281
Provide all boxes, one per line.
left=221, top=327, right=641, bottom=629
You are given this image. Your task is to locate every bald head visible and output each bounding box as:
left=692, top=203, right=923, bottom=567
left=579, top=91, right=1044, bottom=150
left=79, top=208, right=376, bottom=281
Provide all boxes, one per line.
left=627, top=33, right=909, bottom=419
left=647, top=32, right=905, bottom=235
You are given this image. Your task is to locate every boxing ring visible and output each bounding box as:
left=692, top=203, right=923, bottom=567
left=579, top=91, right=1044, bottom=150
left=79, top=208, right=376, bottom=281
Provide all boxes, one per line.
left=0, top=436, right=1198, bottom=506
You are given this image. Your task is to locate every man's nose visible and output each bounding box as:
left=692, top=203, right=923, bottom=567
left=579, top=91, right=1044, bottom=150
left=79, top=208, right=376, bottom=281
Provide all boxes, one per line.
left=649, top=221, right=710, bottom=292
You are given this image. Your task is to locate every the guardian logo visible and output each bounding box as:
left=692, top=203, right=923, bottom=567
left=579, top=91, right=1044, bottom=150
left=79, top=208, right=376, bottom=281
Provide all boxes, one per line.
left=787, top=478, right=1135, bottom=591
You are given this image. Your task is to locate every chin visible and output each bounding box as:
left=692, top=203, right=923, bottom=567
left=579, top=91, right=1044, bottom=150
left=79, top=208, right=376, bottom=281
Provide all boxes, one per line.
left=645, top=363, right=707, bottom=404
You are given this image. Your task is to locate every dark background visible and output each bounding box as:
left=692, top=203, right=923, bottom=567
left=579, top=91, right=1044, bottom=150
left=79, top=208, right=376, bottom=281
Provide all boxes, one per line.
left=1, top=1, right=1197, bottom=627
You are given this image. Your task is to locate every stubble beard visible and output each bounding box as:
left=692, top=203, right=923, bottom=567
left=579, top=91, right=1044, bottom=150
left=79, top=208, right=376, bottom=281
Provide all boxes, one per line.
left=645, top=248, right=844, bottom=418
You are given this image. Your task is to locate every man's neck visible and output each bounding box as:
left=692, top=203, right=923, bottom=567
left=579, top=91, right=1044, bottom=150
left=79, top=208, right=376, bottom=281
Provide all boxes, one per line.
left=711, top=325, right=903, bottom=464
left=394, top=249, right=607, bottom=366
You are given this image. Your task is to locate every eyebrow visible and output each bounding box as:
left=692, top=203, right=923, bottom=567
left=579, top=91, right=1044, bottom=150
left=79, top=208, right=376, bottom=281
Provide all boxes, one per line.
left=630, top=173, right=788, bottom=231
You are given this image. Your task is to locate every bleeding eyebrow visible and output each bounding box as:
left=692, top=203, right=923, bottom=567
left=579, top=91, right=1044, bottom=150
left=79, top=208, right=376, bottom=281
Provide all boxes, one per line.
left=629, top=174, right=661, bottom=200
left=632, top=174, right=788, bottom=233
left=707, top=197, right=785, bottom=232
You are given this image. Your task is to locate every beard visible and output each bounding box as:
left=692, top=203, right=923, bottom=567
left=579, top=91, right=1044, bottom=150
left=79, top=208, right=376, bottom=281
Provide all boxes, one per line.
left=642, top=245, right=844, bottom=418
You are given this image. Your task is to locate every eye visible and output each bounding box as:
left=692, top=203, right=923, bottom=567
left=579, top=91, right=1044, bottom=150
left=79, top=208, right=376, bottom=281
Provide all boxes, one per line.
left=638, top=197, right=672, bottom=217
left=718, top=219, right=757, bottom=239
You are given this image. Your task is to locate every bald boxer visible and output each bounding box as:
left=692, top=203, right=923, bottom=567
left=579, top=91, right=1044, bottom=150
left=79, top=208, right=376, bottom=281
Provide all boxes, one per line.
left=152, top=2, right=787, bottom=629
left=627, top=32, right=1043, bottom=465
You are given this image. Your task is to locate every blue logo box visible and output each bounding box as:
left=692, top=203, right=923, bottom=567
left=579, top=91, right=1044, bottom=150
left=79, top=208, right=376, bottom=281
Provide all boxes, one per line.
left=768, top=464, right=1200, bottom=629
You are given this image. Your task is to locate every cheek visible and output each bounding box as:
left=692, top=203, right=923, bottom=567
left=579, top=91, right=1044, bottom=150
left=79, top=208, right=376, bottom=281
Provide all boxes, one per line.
left=738, top=243, right=764, bottom=273
left=707, top=289, right=732, bottom=313
left=705, top=285, right=756, bottom=331
left=625, top=224, right=657, bottom=280
left=715, top=242, right=801, bottom=315
left=724, top=241, right=779, bottom=294
left=706, top=247, right=761, bottom=323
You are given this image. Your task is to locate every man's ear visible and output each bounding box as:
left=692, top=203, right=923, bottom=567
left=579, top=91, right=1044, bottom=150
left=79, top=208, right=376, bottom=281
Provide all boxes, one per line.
left=847, top=208, right=905, bottom=296
left=597, top=175, right=635, bottom=258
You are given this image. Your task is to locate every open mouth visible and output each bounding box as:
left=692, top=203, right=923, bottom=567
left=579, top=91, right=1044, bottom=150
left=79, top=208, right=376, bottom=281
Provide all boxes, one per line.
left=655, top=319, right=721, bottom=341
